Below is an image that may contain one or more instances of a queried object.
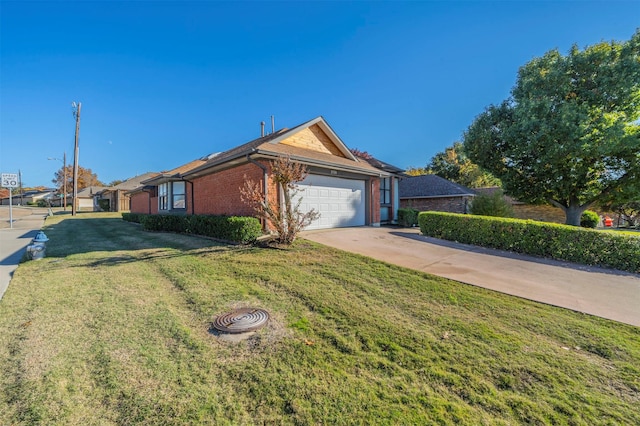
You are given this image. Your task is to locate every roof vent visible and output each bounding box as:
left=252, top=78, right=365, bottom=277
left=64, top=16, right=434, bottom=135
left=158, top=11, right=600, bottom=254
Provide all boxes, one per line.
left=213, top=308, right=270, bottom=334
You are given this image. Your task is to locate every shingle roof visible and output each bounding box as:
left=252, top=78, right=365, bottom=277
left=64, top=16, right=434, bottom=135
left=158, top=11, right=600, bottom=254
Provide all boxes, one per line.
left=358, top=156, right=405, bottom=175
left=108, top=172, right=160, bottom=191
left=399, top=175, right=475, bottom=198
left=76, top=186, right=109, bottom=198
left=142, top=158, right=207, bottom=185
left=184, top=116, right=385, bottom=178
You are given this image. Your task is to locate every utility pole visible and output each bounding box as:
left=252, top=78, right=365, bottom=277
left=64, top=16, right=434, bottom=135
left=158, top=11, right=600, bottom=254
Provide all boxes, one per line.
left=72, top=102, right=81, bottom=216
left=18, top=170, right=23, bottom=205
left=48, top=153, right=67, bottom=210
left=63, top=151, right=67, bottom=211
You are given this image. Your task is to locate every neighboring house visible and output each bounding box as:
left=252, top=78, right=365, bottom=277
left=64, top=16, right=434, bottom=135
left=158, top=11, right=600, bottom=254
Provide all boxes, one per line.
left=399, top=174, right=475, bottom=214
left=98, top=172, right=159, bottom=212
left=128, top=158, right=207, bottom=215
left=77, top=186, right=108, bottom=211
left=1, top=189, right=57, bottom=206
left=131, top=116, right=401, bottom=230
left=474, top=187, right=566, bottom=223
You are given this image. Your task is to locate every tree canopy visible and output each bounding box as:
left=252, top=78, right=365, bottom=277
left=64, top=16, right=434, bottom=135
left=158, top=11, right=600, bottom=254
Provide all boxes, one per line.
left=463, top=30, right=640, bottom=225
left=423, top=142, right=500, bottom=188
left=407, top=142, right=500, bottom=188
left=52, top=165, right=103, bottom=192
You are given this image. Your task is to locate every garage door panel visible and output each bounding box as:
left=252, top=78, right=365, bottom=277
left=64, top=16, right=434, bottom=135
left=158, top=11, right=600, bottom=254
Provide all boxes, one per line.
left=294, top=175, right=365, bottom=230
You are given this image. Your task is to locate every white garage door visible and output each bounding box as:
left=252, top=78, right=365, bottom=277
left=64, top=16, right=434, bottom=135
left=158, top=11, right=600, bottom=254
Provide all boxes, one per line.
left=294, top=174, right=366, bottom=230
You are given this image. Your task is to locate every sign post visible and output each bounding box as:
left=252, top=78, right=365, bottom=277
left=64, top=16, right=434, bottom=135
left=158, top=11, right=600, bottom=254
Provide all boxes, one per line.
left=1, top=173, right=19, bottom=229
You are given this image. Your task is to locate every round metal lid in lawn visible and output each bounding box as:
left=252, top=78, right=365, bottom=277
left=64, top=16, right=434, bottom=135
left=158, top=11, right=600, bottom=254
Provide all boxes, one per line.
left=213, top=308, right=270, bottom=334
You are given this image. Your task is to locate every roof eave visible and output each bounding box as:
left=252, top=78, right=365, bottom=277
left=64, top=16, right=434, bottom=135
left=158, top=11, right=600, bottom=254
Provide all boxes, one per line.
left=183, top=151, right=250, bottom=179
left=400, top=193, right=476, bottom=199
left=264, top=116, right=358, bottom=162
left=141, top=174, right=183, bottom=185
left=254, top=149, right=389, bottom=177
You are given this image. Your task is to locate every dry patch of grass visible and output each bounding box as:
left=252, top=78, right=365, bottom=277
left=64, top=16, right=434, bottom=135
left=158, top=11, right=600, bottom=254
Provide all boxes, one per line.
left=0, top=213, right=638, bottom=425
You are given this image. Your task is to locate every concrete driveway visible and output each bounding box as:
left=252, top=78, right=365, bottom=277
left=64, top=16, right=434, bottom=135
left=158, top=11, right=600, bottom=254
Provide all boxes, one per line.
left=302, top=226, right=640, bottom=327
left=0, top=206, right=48, bottom=300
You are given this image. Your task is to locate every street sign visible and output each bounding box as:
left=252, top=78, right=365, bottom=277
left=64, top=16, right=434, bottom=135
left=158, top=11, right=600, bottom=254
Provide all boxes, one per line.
left=1, top=173, right=18, bottom=188
left=1, top=173, right=18, bottom=229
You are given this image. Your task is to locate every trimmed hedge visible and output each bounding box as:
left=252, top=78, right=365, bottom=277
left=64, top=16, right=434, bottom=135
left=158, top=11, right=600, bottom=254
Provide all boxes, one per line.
left=398, top=208, right=419, bottom=227
left=122, top=212, right=143, bottom=223
left=418, top=211, right=640, bottom=273
left=121, top=213, right=262, bottom=244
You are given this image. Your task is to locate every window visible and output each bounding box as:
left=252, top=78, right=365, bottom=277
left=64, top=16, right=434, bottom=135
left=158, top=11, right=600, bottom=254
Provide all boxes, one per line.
left=172, top=182, right=185, bottom=209
left=380, top=177, right=391, bottom=205
left=158, top=183, right=168, bottom=210
left=158, top=182, right=186, bottom=211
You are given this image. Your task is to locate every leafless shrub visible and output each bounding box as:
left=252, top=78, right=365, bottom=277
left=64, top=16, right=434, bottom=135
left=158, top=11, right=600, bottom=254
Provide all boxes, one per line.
left=241, top=156, right=320, bottom=245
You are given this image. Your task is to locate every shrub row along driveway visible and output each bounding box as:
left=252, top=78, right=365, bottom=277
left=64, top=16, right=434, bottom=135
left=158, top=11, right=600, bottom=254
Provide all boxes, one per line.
left=302, top=227, right=640, bottom=327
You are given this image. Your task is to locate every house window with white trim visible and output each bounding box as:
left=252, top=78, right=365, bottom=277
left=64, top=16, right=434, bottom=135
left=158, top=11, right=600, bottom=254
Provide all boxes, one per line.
left=172, top=182, right=186, bottom=209
left=158, top=183, right=168, bottom=211
left=158, top=182, right=186, bottom=211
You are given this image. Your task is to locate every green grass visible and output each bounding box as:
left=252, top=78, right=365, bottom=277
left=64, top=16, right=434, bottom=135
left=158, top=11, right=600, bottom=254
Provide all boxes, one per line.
left=604, top=228, right=640, bottom=237
left=1, top=212, right=638, bottom=425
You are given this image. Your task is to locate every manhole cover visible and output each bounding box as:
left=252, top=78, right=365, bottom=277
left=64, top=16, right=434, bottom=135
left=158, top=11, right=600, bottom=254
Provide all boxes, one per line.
left=213, top=308, right=270, bottom=334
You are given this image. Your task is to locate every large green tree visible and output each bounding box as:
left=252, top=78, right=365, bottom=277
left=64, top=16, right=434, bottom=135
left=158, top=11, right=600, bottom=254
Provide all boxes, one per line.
left=464, top=30, right=640, bottom=225
left=424, top=142, right=500, bottom=188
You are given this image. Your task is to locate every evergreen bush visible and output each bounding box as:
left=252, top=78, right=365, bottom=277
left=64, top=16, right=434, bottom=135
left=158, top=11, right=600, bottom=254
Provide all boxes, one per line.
left=470, top=190, right=514, bottom=217
left=580, top=210, right=599, bottom=228
left=398, top=208, right=419, bottom=227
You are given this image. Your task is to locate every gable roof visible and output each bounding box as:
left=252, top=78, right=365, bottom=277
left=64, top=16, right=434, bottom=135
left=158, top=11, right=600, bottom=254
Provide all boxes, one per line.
left=399, top=175, right=475, bottom=199
left=184, top=116, right=386, bottom=178
left=354, top=154, right=405, bottom=175
left=98, top=172, right=160, bottom=195
left=111, top=172, right=159, bottom=190
left=76, top=186, right=109, bottom=198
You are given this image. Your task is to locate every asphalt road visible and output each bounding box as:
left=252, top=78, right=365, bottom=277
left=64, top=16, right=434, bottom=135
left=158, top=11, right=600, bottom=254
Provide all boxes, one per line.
left=0, top=206, right=48, bottom=300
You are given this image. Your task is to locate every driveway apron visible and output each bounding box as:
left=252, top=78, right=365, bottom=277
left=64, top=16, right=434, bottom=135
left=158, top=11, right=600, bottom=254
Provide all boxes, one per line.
left=302, top=227, right=640, bottom=327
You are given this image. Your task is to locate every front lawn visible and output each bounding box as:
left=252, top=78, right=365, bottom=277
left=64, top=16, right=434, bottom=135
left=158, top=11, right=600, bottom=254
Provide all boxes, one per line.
left=0, top=213, right=638, bottom=425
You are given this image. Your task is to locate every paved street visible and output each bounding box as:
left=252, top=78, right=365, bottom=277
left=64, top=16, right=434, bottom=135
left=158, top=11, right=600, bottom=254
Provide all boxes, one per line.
left=0, top=206, right=48, bottom=300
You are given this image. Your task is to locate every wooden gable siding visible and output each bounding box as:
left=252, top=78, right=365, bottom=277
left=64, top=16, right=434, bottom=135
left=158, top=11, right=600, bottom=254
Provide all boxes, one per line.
left=279, top=124, right=346, bottom=157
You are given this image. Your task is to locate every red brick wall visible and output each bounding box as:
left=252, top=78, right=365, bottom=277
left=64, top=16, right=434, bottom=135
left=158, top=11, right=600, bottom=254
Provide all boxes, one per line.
left=192, top=161, right=276, bottom=217
left=370, top=178, right=381, bottom=225
left=130, top=192, right=158, bottom=214
left=130, top=192, right=149, bottom=214
left=401, top=196, right=471, bottom=214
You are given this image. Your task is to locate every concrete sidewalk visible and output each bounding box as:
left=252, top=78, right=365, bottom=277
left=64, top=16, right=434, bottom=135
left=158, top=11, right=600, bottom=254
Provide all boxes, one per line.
left=0, top=206, right=48, bottom=300
left=302, top=226, right=640, bottom=327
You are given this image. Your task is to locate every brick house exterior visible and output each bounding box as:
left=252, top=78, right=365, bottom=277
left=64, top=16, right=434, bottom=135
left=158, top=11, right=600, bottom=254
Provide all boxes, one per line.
left=401, top=195, right=473, bottom=214
left=399, top=175, right=475, bottom=214
left=130, top=117, right=402, bottom=230
left=98, top=172, right=158, bottom=212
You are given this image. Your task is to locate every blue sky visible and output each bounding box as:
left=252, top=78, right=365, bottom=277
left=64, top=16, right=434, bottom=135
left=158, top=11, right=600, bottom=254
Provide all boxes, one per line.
left=1, top=1, right=638, bottom=188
